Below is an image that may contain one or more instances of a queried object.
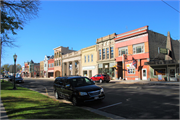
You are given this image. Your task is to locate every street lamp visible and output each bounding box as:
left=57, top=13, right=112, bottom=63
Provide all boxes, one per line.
left=13, top=54, right=17, bottom=90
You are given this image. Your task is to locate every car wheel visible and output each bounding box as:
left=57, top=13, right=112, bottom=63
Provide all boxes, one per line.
left=54, top=90, right=60, bottom=99
left=72, top=97, right=79, bottom=106
left=99, top=79, right=103, bottom=83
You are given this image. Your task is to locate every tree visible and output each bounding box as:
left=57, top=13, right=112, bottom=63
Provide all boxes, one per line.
left=1, top=64, right=10, bottom=72
left=0, top=0, right=40, bottom=75
left=16, top=64, right=22, bottom=72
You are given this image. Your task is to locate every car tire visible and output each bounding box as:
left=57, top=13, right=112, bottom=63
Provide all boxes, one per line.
left=99, top=79, right=103, bottom=83
left=54, top=90, right=60, bottom=99
left=72, top=96, right=79, bottom=106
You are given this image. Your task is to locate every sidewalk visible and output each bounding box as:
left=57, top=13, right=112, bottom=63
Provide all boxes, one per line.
left=0, top=101, right=9, bottom=120
left=110, top=79, right=179, bottom=85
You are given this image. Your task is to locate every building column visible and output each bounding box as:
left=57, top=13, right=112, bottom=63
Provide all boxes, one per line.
left=72, top=61, right=75, bottom=75
left=63, top=62, right=66, bottom=76
left=67, top=62, right=69, bottom=76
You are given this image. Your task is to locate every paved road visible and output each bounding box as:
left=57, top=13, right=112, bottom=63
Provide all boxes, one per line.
left=19, top=78, right=179, bottom=119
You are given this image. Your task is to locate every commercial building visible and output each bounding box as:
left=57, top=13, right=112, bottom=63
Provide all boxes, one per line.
left=81, top=45, right=97, bottom=78
left=62, top=50, right=81, bottom=76
left=40, top=61, right=44, bottom=77
left=96, top=33, right=117, bottom=79
left=114, top=26, right=179, bottom=81
left=53, top=46, right=75, bottom=78
left=48, top=57, right=54, bottom=78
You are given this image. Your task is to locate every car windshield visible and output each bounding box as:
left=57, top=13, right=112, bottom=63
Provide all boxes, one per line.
left=70, top=77, right=94, bottom=87
left=15, top=76, right=22, bottom=78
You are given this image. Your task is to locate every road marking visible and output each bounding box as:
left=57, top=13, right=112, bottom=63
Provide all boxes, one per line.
left=98, top=102, right=122, bottom=110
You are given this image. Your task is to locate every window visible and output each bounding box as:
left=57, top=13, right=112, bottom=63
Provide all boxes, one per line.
left=103, top=49, right=105, bottom=59
left=154, top=69, right=166, bottom=75
left=59, top=52, right=61, bottom=57
left=128, top=68, right=135, bottom=74
left=106, top=48, right=109, bottom=59
left=110, top=47, right=114, bottom=58
left=133, top=43, right=144, bottom=54
left=49, top=64, right=51, bottom=68
left=52, top=63, right=54, bottom=67
left=118, top=47, right=128, bottom=56
left=57, top=60, right=59, bottom=66
left=88, top=55, right=90, bottom=62
left=99, top=50, right=101, bottom=60
left=54, top=61, right=56, bottom=66
left=59, top=60, right=61, bottom=66
left=91, top=54, right=93, bottom=62
left=55, top=53, right=56, bottom=58
left=45, top=64, right=46, bottom=67
left=84, top=56, right=86, bottom=63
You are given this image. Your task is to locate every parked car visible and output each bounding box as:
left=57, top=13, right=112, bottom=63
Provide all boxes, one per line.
left=53, top=76, right=105, bottom=106
left=15, top=76, right=24, bottom=83
left=8, top=75, right=14, bottom=81
left=90, top=74, right=110, bottom=83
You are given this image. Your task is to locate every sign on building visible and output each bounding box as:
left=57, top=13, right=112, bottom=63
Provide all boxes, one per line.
left=158, top=47, right=168, bottom=55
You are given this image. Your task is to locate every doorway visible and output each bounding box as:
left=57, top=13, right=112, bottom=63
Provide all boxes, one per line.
left=142, top=69, right=147, bottom=80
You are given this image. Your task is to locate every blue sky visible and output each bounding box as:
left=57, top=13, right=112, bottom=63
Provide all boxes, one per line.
left=1, top=0, right=179, bottom=67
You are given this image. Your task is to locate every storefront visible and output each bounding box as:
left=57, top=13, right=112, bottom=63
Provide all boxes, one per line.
left=145, top=60, right=179, bottom=81
left=98, top=62, right=116, bottom=79
left=82, top=65, right=97, bottom=78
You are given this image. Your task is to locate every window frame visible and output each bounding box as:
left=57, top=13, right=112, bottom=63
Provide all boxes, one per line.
left=133, top=43, right=144, bottom=54
left=99, top=49, right=101, bottom=60
left=118, top=47, right=128, bottom=56
left=128, top=68, right=135, bottom=74
left=102, top=49, right=105, bottom=59
left=110, top=47, right=114, bottom=58
left=153, top=68, right=166, bottom=76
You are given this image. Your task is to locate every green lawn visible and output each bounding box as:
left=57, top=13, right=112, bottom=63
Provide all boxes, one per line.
left=1, top=80, right=108, bottom=119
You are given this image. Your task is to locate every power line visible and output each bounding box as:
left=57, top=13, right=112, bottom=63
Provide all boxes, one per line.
left=161, top=0, right=180, bottom=13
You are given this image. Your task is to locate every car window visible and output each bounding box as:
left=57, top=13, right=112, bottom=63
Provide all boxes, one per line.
left=59, top=78, right=64, bottom=85
left=94, top=75, right=98, bottom=77
left=64, top=79, right=70, bottom=86
left=70, top=77, right=94, bottom=87
left=97, top=75, right=101, bottom=77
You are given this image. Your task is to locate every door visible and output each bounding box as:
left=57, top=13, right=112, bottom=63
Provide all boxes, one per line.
left=169, top=68, right=177, bottom=81
left=142, top=69, right=147, bottom=80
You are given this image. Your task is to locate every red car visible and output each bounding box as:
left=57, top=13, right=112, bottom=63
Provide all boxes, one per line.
left=90, top=74, right=110, bottom=83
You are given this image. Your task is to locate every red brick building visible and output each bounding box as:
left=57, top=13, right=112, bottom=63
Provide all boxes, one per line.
left=48, top=58, right=54, bottom=78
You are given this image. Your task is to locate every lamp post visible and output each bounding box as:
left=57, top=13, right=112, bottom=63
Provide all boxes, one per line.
left=13, top=54, right=17, bottom=90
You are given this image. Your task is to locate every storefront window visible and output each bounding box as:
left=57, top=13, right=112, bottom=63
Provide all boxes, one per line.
left=154, top=69, right=166, bottom=75
left=128, top=68, right=135, bottom=74
left=83, top=71, right=87, bottom=76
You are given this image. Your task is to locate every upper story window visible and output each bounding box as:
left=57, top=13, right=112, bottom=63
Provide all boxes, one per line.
left=133, top=43, right=144, bottom=54
left=59, top=60, right=61, bottom=66
left=84, top=56, right=86, bottom=63
left=59, top=52, right=61, bottom=57
left=99, top=50, right=101, bottom=60
left=110, top=47, right=114, bottom=58
left=91, top=54, right=93, bottom=62
left=88, top=55, right=90, bottom=62
left=57, top=60, right=59, bottom=66
left=118, top=47, right=128, bottom=56
left=106, top=48, right=109, bottom=59
left=52, top=63, right=54, bottom=67
left=45, top=64, right=46, bottom=67
left=103, top=49, right=105, bottom=59
left=55, top=53, right=56, bottom=58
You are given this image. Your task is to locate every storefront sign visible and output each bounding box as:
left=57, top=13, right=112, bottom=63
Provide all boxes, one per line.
left=82, top=66, right=95, bottom=70
left=158, top=47, right=168, bottom=55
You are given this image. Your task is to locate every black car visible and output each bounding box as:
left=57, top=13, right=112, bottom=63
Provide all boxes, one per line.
left=53, top=76, right=105, bottom=106
left=8, top=75, right=14, bottom=81
left=15, top=76, right=24, bottom=83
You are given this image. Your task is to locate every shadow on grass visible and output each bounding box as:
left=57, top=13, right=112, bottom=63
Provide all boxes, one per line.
left=2, top=96, right=107, bottom=119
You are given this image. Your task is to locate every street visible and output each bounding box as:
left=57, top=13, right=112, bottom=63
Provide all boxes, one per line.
left=19, top=78, right=179, bottom=119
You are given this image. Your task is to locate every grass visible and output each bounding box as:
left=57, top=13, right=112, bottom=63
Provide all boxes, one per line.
left=1, top=80, right=108, bottom=119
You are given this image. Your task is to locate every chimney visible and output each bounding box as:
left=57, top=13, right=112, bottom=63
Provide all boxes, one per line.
left=165, top=31, right=172, bottom=60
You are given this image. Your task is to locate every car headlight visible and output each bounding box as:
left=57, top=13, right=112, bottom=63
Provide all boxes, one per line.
left=79, top=92, right=87, bottom=96
left=100, top=88, right=104, bottom=92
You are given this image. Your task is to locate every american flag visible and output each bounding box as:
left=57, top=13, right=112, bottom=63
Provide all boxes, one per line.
left=132, top=60, right=137, bottom=68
